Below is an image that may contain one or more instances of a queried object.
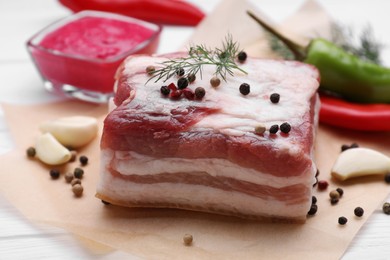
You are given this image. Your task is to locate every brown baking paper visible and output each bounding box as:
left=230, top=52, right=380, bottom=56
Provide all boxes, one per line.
left=1, top=1, right=390, bottom=259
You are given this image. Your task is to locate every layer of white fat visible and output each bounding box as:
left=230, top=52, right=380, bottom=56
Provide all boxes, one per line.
left=97, top=160, right=311, bottom=218
left=121, top=56, right=319, bottom=157
left=102, top=149, right=315, bottom=189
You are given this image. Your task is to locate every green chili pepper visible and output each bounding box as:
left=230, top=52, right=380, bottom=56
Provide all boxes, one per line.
left=247, top=11, right=390, bottom=104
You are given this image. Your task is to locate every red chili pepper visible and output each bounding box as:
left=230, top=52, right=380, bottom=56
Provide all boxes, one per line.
left=58, top=0, right=205, bottom=26
left=319, top=94, right=390, bottom=131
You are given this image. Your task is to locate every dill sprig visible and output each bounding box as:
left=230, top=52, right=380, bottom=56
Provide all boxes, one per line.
left=330, top=23, right=383, bottom=64
left=266, top=32, right=295, bottom=60
left=148, top=35, right=247, bottom=83
left=267, top=23, right=384, bottom=64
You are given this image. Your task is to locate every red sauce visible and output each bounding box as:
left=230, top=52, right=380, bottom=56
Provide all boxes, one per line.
left=28, top=12, right=161, bottom=95
left=40, top=17, right=155, bottom=60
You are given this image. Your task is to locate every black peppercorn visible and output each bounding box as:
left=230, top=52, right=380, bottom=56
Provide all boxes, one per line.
left=338, top=216, right=348, bottom=225
left=384, top=173, right=390, bottom=183
left=269, top=124, right=279, bottom=134
left=341, top=143, right=359, bottom=152
left=336, top=187, right=344, bottom=197
left=280, top=122, right=291, bottom=134
left=74, top=167, right=84, bottom=179
left=383, top=202, right=390, bottom=215
left=26, top=147, right=36, bottom=157
left=160, top=85, right=170, bottom=96
left=312, top=196, right=317, bottom=205
left=354, top=207, right=364, bottom=217
left=270, top=93, right=280, bottom=103
left=195, top=87, right=206, bottom=99
left=237, top=51, right=247, bottom=63
left=188, top=73, right=196, bottom=83
left=330, top=198, right=339, bottom=205
left=176, top=68, right=185, bottom=76
left=177, top=77, right=189, bottom=89
left=312, top=177, right=318, bottom=187
left=350, top=143, right=359, bottom=148
left=341, top=144, right=350, bottom=152
left=50, top=169, right=60, bottom=179
left=239, top=83, right=250, bottom=95
left=79, top=155, right=88, bottom=166
left=307, top=204, right=318, bottom=215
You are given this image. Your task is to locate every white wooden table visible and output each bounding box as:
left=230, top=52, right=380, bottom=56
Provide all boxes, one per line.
left=1, top=0, right=389, bottom=258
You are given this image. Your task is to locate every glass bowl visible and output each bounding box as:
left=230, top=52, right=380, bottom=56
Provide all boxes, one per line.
left=27, top=11, right=162, bottom=103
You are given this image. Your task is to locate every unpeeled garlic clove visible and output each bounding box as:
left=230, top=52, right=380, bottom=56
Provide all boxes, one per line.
left=39, top=116, right=98, bottom=148
left=331, top=147, right=390, bottom=181
left=35, top=133, right=71, bottom=165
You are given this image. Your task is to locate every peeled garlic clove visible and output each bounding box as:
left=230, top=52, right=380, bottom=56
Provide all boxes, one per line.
left=39, top=116, right=98, bottom=148
left=36, top=133, right=71, bottom=165
left=331, top=147, right=390, bottom=181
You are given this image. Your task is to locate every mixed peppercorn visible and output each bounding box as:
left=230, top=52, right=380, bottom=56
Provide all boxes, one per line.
left=27, top=147, right=89, bottom=198
left=146, top=50, right=296, bottom=137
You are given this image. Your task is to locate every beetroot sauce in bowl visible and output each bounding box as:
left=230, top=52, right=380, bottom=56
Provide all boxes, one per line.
left=27, top=11, right=161, bottom=103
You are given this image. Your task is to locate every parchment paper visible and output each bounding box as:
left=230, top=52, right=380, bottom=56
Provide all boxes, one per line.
left=1, top=0, right=390, bottom=259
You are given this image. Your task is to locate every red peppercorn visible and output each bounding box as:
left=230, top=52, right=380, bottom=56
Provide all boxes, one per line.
left=168, top=83, right=177, bottom=92
left=170, top=90, right=183, bottom=99
left=317, top=180, right=329, bottom=190
left=183, top=88, right=195, bottom=100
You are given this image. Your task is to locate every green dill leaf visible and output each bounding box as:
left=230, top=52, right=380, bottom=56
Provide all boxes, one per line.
left=266, top=32, right=295, bottom=60
left=147, top=34, right=247, bottom=84
left=330, top=22, right=383, bottom=64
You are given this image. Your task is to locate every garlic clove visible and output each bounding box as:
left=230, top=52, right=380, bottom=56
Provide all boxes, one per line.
left=35, top=133, right=71, bottom=165
left=331, top=147, right=390, bottom=181
left=39, top=116, right=98, bottom=148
